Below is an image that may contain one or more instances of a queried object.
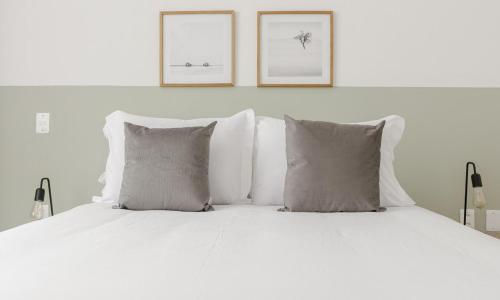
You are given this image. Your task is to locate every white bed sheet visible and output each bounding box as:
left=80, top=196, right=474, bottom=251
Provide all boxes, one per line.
left=1, top=204, right=500, bottom=300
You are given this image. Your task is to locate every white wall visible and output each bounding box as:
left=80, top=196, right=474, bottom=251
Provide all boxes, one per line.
left=1, top=0, right=500, bottom=87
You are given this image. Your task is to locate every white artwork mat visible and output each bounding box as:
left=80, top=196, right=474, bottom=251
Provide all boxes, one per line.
left=260, top=14, right=331, bottom=85
left=162, top=14, right=232, bottom=84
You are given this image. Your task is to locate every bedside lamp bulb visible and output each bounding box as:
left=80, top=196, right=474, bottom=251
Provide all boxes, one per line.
left=31, top=179, right=54, bottom=220
left=463, top=163, right=486, bottom=226
left=470, top=173, right=486, bottom=209
left=31, top=200, right=43, bottom=220
left=472, top=187, right=486, bottom=209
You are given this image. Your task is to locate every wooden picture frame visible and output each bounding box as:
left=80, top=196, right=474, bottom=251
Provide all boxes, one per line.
left=160, top=11, right=235, bottom=87
left=257, top=11, right=333, bottom=87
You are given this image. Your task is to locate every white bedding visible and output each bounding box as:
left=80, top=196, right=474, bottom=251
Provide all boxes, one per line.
left=1, top=204, right=500, bottom=300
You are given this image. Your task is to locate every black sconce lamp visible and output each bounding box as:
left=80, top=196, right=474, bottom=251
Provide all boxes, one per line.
left=463, top=162, right=486, bottom=226
left=31, top=178, right=54, bottom=220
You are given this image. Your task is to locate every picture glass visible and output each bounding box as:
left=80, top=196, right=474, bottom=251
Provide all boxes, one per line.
left=162, top=13, right=233, bottom=85
left=260, top=13, right=332, bottom=86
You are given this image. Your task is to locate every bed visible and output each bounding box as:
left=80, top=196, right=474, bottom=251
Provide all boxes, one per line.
left=1, top=203, right=500, bottom=300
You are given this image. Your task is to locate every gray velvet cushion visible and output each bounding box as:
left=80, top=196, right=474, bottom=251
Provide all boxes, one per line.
left=283, top=115, right=385, bottom=212
left=118, top=122, right=216, bottom=211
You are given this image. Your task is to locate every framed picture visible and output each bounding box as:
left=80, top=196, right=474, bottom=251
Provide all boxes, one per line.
left=257, top=11, right=333, bottom=87
left=160, top=11, right=235, bottom=87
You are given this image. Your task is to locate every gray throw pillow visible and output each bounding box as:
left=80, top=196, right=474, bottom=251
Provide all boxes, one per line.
left=283, top=115, right=385, bottom=212
left=118, top=122, right=216, bottom=211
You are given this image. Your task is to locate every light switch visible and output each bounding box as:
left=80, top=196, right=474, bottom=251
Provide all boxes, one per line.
left=486, top=210, right=500, bottom=231
left=36, top=113, right=50, bottom=134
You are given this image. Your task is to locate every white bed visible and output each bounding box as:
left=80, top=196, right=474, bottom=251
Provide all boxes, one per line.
left=1, top=204, right=500, bottom=300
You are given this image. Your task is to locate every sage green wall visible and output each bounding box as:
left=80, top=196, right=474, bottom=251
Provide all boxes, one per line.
left=0, top=87, right=499, bottom=232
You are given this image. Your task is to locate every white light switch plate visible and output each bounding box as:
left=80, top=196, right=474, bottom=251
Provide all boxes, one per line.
left=459, top=209, right=475, bottom=228
left=36, top=113, right=50, bottom=133
left=486, top=210, right=500, bottom=231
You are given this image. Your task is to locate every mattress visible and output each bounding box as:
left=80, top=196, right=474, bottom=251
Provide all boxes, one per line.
left=1, top=203, right=500, bottom=300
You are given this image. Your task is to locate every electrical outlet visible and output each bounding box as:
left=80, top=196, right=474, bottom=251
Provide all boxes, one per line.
left=486, top=210, right=500, bottom=231
left=36, top=113, right=50, bottom=134
left=459, top=209, right=475, bottom=228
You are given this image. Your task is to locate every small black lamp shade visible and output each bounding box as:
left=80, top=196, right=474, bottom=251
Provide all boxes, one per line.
left=464, top=162, right=486, bottom=226
left=31, top=178, right=54, bottom=220
left=34, top=188, right=45, bottom=201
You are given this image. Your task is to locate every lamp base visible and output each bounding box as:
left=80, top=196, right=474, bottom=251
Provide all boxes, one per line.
left=460, top=209, right=475, bottom=228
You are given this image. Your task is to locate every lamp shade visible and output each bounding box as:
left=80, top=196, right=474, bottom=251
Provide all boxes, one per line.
left=34, top=188, right=45, bottom=201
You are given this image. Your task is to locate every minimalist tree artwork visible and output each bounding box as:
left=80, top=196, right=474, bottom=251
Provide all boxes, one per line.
left=266, top=22, right=322, bottom=78
left=258, top=11, right=333, bottom=86
left=294, top=31, right=312, bottom=49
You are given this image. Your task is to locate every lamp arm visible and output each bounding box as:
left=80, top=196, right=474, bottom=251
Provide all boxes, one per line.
left=464, top=162, right=476, bottom=226
left=40, top=178, right=54, bottom=216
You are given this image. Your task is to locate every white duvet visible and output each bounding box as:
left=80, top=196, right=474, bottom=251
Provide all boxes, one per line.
left=1, top=204, right=500, bottom=300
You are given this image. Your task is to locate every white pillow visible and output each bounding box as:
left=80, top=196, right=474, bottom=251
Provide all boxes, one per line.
left=98, top=109, right=255, bottom=205
left=251, top=115, right=415, bottom=207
